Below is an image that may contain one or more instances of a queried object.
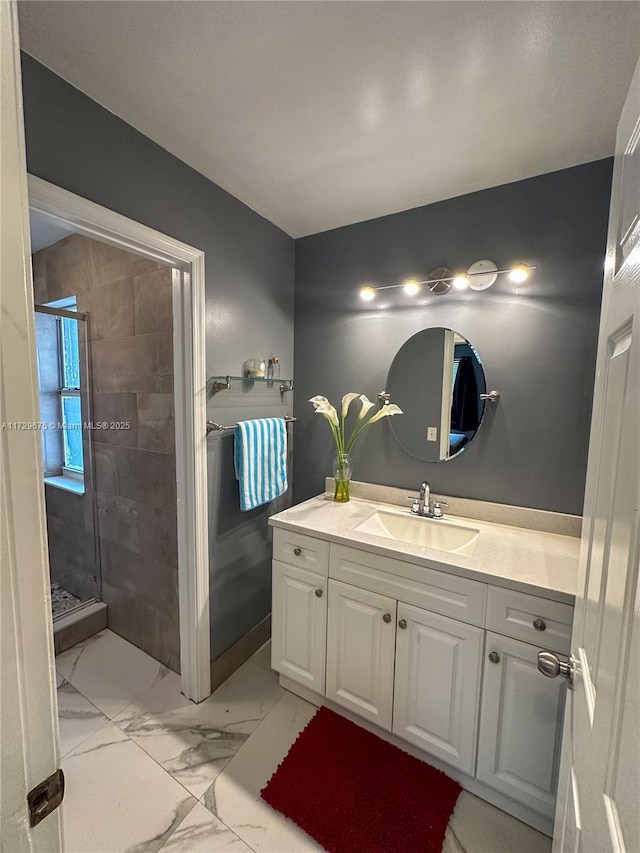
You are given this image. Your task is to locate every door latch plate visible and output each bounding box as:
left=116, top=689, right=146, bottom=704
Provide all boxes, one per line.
left=28, top=768, right=65, bottom=827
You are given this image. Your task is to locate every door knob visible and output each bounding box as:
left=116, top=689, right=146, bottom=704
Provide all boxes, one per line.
left=533, top=618, right=547, bottom=632
left=315, top=588, right=323, bottom=598
left=398, top=619, right=407, bottom=629
left=293, top=547, right=302, bottom=556
left=537, top=651, right=575, bottom=689
left=488, top=651, right=500, bottom=664
left=382, top=613, right=392, bottom=623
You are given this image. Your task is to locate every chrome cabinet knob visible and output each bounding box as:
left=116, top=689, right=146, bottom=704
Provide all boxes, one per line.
left=533, top=618, right=547, bottom=632
left=488, top=651, right=501, bottom=664
left=383, top=613, right=392, bottom=623
left=293, top=547, right=302, bottom=556
left=398, top=619, right=407, bottom=629
left=315, top=588, right=323, bottom=598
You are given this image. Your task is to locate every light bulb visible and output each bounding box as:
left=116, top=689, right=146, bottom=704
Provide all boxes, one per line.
left=509, top=264, right=530, bottom=283
left=359, top=285, right=376, bottom=302
left=403, top=278, right=422, bottom=296
left=453, top=273, right=470, bottom=290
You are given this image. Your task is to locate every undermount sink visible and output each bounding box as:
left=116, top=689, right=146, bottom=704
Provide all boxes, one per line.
left=355, top=509, right=480, bottom=557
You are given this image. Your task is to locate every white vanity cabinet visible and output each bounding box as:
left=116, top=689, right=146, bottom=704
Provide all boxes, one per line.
left=393, top=603, right=483, bottom=774
left=271, top=530, right=329, bottom=694
left=270, top=526, right=574, bottom=835
left=477, top=632, right=566, bottom=821
left=326, top=580, right=397, bottom=730
left=476, top=587, right=573, bottom=823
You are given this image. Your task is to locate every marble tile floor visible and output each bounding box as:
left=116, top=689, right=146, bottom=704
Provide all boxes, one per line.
left=57, top=629, right=552, bottom=853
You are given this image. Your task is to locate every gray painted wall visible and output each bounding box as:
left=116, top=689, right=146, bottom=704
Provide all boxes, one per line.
left=206, top=380, right=294, bottom=658
left=21, top=54, right=295, bottom=659
left=294, top=160, right=612, bottom=515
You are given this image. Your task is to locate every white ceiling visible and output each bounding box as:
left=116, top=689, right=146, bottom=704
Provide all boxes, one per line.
left=29, top=210, right=74, bottom=252
left=18, top=1, right=640, bottom=238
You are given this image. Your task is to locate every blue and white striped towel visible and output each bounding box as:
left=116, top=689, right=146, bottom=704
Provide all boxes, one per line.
left=234, top=418, right=288, bottom=511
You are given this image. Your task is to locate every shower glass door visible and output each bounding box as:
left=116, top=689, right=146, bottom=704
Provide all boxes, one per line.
left=34, top=304, right=101, bottom=619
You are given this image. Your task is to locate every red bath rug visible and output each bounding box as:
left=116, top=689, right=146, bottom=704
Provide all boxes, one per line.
left=261, top=706, right=462, bottom=853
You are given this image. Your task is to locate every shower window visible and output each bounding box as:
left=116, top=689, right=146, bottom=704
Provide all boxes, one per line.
left=36, top=297, right=85, bottom=492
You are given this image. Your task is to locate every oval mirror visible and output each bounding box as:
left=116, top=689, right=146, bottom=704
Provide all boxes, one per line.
left=387, top=327, right=487, bottom=462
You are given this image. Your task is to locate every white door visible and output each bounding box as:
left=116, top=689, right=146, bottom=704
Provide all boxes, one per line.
left=271, top=560, right=327, bottom=693
left=553, top=58, right=640, bottom=853
left=477, top=633, right=566, bottom=831
left=326, top=579, right=396, bottom=730
left=0, top=2, right=63, bottom=850
left=393, top=603, right=482, bottom=774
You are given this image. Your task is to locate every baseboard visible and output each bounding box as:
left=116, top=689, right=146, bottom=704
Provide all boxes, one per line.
left=53, top=601, right=108, bottom=654
left=279, top=675, right=554, bottom=838
left=210, top=615, right=271, bottom=691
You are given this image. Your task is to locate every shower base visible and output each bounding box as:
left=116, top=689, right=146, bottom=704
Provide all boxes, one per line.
left=51, top=581, right=83, bottom=619
left=53, top=598, right=107, bottom=655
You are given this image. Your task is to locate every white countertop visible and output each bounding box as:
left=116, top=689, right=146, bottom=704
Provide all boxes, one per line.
left=269, top=495, right=579, bottom=604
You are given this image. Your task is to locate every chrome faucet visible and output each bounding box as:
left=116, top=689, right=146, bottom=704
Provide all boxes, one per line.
left=408, top=480, right=448, bottom=519
left=418, top=480, right=431, bottom=516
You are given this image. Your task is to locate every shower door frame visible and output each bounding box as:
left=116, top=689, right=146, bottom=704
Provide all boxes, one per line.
left=29, top=174, right=211, bottom=703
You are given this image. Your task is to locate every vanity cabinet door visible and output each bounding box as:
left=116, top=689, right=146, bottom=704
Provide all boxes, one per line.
left=393, top=603, right=483, bottom=774
left=476, top=632, right=566, bottom=824
left=326, top=579, right=396, bottom=731
left=271, top=560, right=327, bottom=694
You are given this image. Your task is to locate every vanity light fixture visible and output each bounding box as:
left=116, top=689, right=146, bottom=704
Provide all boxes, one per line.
left=452, top=272, right=470, bottom=290
left=509, top=263, right=531, bottom=283
left=358, top=260, right=535, bottom=301
left=359, top=285, right=376, bottom=301
left=403, top=278, right=422, bottom=296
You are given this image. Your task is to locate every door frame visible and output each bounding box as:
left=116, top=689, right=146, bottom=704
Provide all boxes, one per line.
left=29, top=175, right=211, bottom=703
left=2, top=3, right=63, bottom=848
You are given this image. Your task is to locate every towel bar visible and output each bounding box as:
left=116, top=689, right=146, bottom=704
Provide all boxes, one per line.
left=207, top=415, right=297, bottom=433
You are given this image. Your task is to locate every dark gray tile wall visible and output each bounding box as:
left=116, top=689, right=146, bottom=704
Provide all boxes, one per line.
left=43, top=485, right=99, bottom=603
left=34, top=234, right=180, bottom=671
left=91, top=332, right=173, bottom=393
left=137, top=394, right=175, bottom=453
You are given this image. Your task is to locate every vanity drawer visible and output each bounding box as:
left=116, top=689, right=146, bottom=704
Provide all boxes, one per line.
left=486, top=587, right=573, bottom=654
left=329, top=544, right=486, bottom=627
left=272, top=528, right=329, bottom=576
